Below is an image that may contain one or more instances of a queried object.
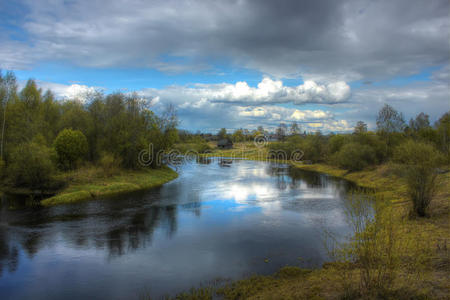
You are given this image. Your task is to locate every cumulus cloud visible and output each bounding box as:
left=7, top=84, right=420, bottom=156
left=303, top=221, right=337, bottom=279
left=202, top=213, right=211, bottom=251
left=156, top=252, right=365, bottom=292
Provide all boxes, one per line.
left=140, top=77, right=350, bottom=106
left=35, top=81, right=101, bottom=102
left=237, top=106, right=332, bottom=122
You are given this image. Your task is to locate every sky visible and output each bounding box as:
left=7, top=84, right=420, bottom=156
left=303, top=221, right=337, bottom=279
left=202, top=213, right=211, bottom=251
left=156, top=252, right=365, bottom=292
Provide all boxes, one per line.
left=0, top=0, right=449, bottom=133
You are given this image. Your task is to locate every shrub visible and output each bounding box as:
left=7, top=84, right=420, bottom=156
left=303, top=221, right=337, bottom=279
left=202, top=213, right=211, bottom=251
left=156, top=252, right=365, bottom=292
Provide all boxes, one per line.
left=352, top=132, right=388, bottom=164
left=327, top=134, right=349, bottom=157
left=99, top=152, right=121, bottom=177
left=267, top=141, right=298, bottom=160
left=7, top=142, right=56, bottom=189
left=327, top=193, right=401, bottom=297
left=54, top=128, right=88, bottom=170
left=333, top=142, right=377, bottom=171
left=172, top=142, right=212, bottom=154
left=393, top=140, right=444, bottom=217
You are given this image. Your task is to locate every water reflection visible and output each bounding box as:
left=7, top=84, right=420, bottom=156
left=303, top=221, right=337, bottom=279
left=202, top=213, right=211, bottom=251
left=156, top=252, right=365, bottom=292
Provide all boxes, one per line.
left=0, top=160, right=361, bottom=299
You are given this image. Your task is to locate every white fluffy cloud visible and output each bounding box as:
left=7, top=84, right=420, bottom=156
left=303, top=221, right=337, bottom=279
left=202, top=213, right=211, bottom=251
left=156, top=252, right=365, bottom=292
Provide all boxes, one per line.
left=238, top=106, right=332, bottom=122
left=140, top=77, right=351, bottom=106
left=35, top=81, right=101, bottom=102
left=211, top=78, right=351, bottom=104
left=30, top=66, right=449, bottom=133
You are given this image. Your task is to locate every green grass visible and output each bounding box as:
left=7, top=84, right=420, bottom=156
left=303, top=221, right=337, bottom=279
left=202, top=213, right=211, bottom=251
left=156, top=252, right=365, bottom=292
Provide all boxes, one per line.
left=41, top=166, right=178, bottom=206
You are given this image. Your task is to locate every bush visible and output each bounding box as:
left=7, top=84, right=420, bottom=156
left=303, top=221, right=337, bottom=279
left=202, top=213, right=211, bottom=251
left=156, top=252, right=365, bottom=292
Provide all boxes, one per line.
left=54, top=129, right=88, bottom=170
left=326, top=193, right=405, bottom=298
left=327, top=134, right=349, bottom=157
left=99, top=152, right=121, bottom=177
left=333, top=142, right=377, bottom=171
left=393, top=140, right=444, bottom=217
left=7, top=142, right=56, bottom=189
left=352, top=132, right=388, bottom=164
left=267, top=141, right=299, bottom=160
left=172, top=142, right=212, bottom=154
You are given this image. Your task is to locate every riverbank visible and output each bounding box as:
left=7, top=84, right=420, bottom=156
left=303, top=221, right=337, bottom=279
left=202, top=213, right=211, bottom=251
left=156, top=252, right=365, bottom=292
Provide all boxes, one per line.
left=41, top=166, right=178, bottom=206
left=171, top=163, right=450, bottom=299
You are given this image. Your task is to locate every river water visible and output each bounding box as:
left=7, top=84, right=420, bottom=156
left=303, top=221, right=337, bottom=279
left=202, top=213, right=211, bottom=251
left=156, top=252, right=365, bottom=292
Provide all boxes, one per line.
left=0, top=159, right=360, bottom=299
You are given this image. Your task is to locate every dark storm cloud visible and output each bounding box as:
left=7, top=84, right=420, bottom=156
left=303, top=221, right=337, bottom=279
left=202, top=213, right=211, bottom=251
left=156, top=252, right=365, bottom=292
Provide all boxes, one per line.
left=1, top=0, right=448, bottom=81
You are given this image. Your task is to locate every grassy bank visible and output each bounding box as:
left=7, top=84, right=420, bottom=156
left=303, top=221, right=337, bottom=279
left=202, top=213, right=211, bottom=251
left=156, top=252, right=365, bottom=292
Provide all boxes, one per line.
left=170, top=163, right=449, bottom=300
left=199, top=142, right=269, bottom=160
left=41, top=166, right=178, bottom=206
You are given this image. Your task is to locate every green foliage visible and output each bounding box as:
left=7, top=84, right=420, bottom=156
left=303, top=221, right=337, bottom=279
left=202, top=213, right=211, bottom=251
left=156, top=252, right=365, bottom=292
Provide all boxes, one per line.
left=354, top=121, right=367, bottom=134
left=232, top=128, right=245, bottom=142
left=327, top=134, right=350, bottom=157
left=267, top=140, right=299, bottom=160
left=54, top=129, right=88, bottom=170
left=409, top=112, right=430, bottom=132
left=173, top=141, right=212, bottom=154
left=218, top=128, right=227, bottom=140
left=99, top=152, right=121, bottom=177
left=352, top=132, right=388, bottom=163
left=435, top=111, right=450, bottom=160
left=332, top=142, right=377, bottom=171
left=393, top=140, right=444, bottom=216
left=300, top=132, right=327, bottom=163
left=6, top=142, right=56, bottom=189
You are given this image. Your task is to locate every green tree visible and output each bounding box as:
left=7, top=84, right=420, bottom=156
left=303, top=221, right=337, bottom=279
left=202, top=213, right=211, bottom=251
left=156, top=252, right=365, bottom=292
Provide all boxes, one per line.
left=376, top=104, right=406, bottom=159
left=435, top=112, right=450, bottom=159
left=0, top=71, right=18, bottom=161
left=327, top=134, right=349, bottom=158
left=54, top=129, right=88, bottom=170
left=7, top=142, right=56, bottom=189
left=354, top=121, right=368, bottom=134
left=409, top=112, right=430, bottom=132
left=232, top=129, right=245, bottom=142
left=41, top=90, right=61, bottom=145
left=218, top=128, right=227, bottom=140
left=276, top=123, right=287, bottom=141
left=393, top=140, right=444, bottom=217
left=333, top=142, right=377, bottom=171
left=300, top=132, right=326, bottom=163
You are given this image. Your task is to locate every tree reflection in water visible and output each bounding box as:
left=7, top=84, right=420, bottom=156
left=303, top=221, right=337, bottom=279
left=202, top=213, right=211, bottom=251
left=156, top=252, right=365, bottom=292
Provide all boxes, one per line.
left=0, top=158, right=363, bottom=300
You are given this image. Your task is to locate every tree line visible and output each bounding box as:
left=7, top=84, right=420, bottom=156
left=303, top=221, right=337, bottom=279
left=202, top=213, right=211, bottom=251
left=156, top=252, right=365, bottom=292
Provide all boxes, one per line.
left=268, top=104, right=449, bottom=216
left=0, top=71, right=178, bottom=191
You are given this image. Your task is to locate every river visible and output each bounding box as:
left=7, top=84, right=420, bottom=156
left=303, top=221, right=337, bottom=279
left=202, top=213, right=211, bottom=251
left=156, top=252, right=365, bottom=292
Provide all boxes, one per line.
left=0, top=159, right=361, bottom=299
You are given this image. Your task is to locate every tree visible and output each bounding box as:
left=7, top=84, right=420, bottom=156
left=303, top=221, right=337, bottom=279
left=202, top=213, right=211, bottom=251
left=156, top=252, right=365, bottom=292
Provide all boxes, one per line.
left=409, top=112, right=430, bottom=132
left=290, top=121, right=300, bottom=135
left=0, top=71, right=17, bottom=160
left=276, top=123, right=287, bottom=141
left=7, top=142, right=56, bottom=190
left=218, top=128, right=227, bottom=140
left=376, top=104, right=405, bottom=134
left=327, top=134, right=349, bottom=157
left=376, top=104, right=406, bottom=158
left=41, top=90, right=61, bottom=144
left=332, top=142, right=377, bottom=171
left=232, top=129, right=245, bottom=142
left=354, top=121, right=368, bottom=134
left=393, top=140, right=444, bottom=217
left=54, top=129, right=88, bottom=170
left=435, top=112, right=450, bottom=159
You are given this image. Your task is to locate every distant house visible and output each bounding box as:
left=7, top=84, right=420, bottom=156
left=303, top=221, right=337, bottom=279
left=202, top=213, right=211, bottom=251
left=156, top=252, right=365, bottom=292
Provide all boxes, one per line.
left=217, top=139, right=233, bottom=149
